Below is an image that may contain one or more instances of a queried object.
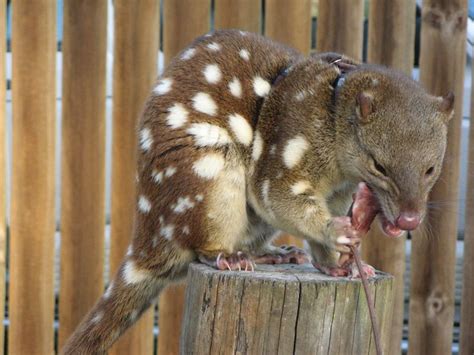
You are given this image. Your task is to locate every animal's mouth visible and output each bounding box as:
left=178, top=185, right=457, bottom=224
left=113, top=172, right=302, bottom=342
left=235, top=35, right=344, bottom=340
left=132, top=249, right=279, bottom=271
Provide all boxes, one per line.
left=378, top=213, right=405, bottom=238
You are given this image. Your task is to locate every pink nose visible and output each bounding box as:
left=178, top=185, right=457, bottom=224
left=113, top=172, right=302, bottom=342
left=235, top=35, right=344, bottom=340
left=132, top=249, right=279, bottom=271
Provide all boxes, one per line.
left=396, top=211, right=421, bottom=231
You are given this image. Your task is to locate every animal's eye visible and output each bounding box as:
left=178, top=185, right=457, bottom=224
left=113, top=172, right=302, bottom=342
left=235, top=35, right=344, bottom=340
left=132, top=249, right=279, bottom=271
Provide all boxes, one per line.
left=425, top=166, right=434, bottom=176
left=372, top=157, right=387, bottom=176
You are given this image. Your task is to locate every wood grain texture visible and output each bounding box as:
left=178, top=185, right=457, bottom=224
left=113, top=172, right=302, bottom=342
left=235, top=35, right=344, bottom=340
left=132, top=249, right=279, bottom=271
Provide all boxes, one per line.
left=409, top=0, right=468, bottom=354
left=214, top=0, right=261, bottom=33
left=0, top=0, right=5, bottom=351
left=163, top=0, right=210, bottom=64
left=9, top=0, right=56, bottom=353
left=460, top=45, right=474, bottom=355
left=364, top=1, right=416, bottom=354
left=181, top=263, right=394, bottom=354
left=58, top=0, right=108, bottom=348
left=316, top=0, right=364, bottom=60
left=264, top=0, right=312, bottom=54
left=109, top=1, right=159, bottom=354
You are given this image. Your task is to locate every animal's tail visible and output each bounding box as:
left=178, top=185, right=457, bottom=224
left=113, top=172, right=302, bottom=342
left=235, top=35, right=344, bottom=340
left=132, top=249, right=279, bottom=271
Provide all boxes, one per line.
left=61, top=254, right=190, bottom=354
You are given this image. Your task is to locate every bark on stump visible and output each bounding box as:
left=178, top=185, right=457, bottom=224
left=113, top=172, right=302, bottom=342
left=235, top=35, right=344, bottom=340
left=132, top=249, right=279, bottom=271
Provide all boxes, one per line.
left=180, top=263, right=394, bottom=354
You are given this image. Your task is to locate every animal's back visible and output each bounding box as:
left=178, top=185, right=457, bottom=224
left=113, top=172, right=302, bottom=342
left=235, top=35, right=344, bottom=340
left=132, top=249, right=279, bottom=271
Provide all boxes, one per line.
left=133, top=30, right=299, bottom=269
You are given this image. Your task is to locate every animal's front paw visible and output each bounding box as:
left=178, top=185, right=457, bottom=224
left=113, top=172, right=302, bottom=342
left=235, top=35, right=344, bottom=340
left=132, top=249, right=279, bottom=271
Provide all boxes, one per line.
left=313, top=260, right=376, bottom=279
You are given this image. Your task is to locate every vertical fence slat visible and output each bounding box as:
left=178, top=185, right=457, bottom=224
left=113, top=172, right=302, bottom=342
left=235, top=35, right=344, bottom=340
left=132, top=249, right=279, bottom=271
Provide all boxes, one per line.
left=159, top=3, right=210, bottom=354
left=109, top=1, right=159, bottom=354
left=363, top=1, right=416, bottom=354
left=163, top=0, right=210, bottom=64
left=0, top=0, right=5, bottom=352
left=316, top=0, right=364, bottom=60
left=214, top=0, right=261, bottom=33
left=58, top=0, right=108, bottom=348
left=460, top=46, right=474, bottom=354
left=264, top=0, right=312, bottom=54
left=409, top=1, right=467, bottom=354
left=9, top=1, right=56, bottom=353
left=264, top=0, right=311, bottom=248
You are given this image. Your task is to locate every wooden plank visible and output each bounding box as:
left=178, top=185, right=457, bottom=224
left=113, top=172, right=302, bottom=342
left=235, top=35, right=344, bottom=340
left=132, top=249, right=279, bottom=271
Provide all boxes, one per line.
left=9, top=1, right=56, bottom=353
left=181, top=264, right=394, bottom=353
left=316, top=0, right=364, bottom=60
left=109, top=1, right=159, bottom=354
left=163, top=0, right=210, bottom=64
left=0, top=0, right=6, bottom=351
left=214, top=0, right=261, bottom=33
left=409, top=1, right=468, bottom=354
left=460, top=45, right=474, bottom=355
left=264, top=0, right=312, bottom=54
left=363, top=2, right=416, bottom=354
left=58, top=0, right=108, bottom=348
left=159, top=3, right=210, bottom=354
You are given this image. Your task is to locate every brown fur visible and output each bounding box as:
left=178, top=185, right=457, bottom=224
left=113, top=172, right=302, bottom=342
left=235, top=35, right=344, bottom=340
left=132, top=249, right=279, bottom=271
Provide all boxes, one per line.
left=62, top=30, right=451, bottom=353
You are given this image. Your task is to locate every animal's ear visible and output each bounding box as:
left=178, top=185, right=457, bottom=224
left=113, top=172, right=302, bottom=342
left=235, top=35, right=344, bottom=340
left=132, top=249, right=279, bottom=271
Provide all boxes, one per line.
left=355, top=92, right=374, bottom=123
left=438, top=91, right=454, bottom=123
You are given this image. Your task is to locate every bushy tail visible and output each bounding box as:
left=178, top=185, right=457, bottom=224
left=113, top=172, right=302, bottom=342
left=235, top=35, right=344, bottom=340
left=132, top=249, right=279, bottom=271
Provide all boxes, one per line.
left=61, top=256, right=186, bottom=354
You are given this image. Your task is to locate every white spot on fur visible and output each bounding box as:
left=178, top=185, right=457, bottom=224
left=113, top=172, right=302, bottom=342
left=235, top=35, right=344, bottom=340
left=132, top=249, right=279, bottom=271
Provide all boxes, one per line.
left=181, top=48, right=196, bottom=60
left=192, top=92, right=217, bottom=116
left=193, top=154, right=225, bottom=179
left=104, top=281, right=114, bottom=299
left=139, top=128, right=153, bottom=151
left=228, top=77, right=242, bottom=98
left=182, top=226, right=190, bottom=235
left=123, top=261, right=150, bottom=285
left=228, top=113, right=253, bottom=146
left=283, top=135, right=309, bottom=168
left=152, top=170, right=163, bottom=183
left=295, top=91, right=306, bottom=101
left=166, top=103, right=189, bottom=129
left=239, top=49, right=250, bottom=61
left=138, top=195, right=152, bottom=213
left=239, top=30, right=247, bottom=36
left=253, top=76, right=271, bottom=97
left=91, top=311, right=104, bottom=324
left=160, top=224, right=175, bottom=241
left=195, top=194, right=204, bottom=202
left=152, top=236, right=158, bottom=248
left=207, top=42, right=221, bottom=51
left=203, top=64, right=222, bottom=84
left=252, top=131, right=264, bottom=161
left=187, top=123, right=231, bottom=147
left=126, top=245, right=133, bottom=256
left=262, top=179, right=271, bottom=208
left=172, top=196, right=195, bottom=213
left=130, top=310, right=138, bottom=321
left=270, top=145, right=276, bottom=155
left=153, top=78, right=172, bottom=95
left=291, top=181, right=311, bottom=195
left=165, top=166, right=177, bottom=177
left=305, top=206, right=318, bottom=218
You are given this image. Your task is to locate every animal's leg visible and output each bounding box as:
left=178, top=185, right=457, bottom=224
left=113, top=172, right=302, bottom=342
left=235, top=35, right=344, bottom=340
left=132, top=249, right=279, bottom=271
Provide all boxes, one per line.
left=61, top=254, right=189, bottom=354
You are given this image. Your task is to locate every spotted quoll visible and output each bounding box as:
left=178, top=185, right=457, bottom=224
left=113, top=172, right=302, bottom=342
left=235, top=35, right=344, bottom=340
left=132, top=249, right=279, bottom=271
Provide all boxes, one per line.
left=63, top=30, right=454, bottom=353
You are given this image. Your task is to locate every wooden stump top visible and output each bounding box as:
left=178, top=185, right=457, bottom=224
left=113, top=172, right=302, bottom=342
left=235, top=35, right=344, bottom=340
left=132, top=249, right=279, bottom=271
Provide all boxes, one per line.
left=181, top=263, right=394, bottom=355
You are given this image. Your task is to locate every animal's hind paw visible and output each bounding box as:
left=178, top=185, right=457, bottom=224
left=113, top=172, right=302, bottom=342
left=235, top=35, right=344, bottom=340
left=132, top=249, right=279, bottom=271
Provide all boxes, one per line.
left=199, top=252, right=255, bottom=272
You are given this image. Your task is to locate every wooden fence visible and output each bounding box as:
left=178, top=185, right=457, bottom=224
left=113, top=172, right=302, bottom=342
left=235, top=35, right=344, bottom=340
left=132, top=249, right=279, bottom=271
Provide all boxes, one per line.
left=1, top=0, right=472, bottom=354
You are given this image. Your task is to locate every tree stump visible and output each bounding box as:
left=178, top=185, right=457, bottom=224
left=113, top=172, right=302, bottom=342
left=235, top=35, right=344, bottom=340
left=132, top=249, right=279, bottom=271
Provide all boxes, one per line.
left=180, top=263, right=394, bottom=354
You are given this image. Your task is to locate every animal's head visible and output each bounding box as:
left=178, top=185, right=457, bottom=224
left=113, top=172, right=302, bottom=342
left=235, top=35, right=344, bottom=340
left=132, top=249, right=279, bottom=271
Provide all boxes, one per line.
left=336, top=66, right=454, bottom=236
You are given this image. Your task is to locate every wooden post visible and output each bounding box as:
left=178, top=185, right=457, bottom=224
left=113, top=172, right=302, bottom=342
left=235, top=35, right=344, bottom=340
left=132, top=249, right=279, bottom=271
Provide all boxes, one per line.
left=0, top=0, right=6, bottom=351
left=214, top=0, right=261, bottom=33
left=409, top=1, right=467, bottom=354
left=460, top=47, right=474, bottom=355
left=109, top=1, right=159, bottom=354
left=364, top=1, right=416, bottom=354
left=58, top=0, right=107, bottom=348
left=316, top=0, right=365, bottom=60
left=9, top=0, right=56, bottom=353
left=264, top=0, right=312, bottom=54
left=181, top=263, right=394, bottom=354
left=158, top=3, right=210, bottom=355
